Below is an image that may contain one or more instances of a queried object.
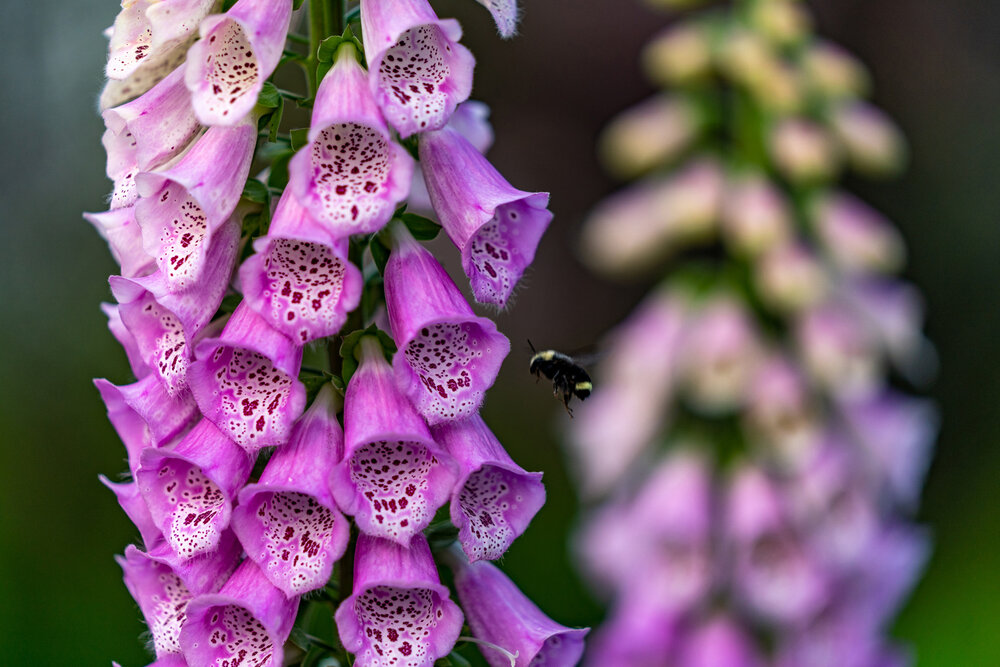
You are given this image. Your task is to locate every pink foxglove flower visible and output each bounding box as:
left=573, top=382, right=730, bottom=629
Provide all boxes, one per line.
left=180, top=559, right=299, bottom=667
left=231, top=385, right=350, bottom=597
left=95, top=374, right=198, bottom=447
left=449, top=552, right=588, bottom=667
left=185, top=0, right=293, bottom=125
left=432, top=414, right=545, bottom=561
left=725, top=466, right=829, bottom=627
left=137, top=418, right=254, bottom=560
left=677, top=615, right=766, bottom=667
left=473, top=0, right=520, bottom=39
left=334, top=534, right=464, bottom=666
left=84, top=207, right=155, bottom=275
left=102, top=64, right=200, bottom=190
left=408, top=100, right=494, bottom=215
left=188, top=302, right=307, bottom=451
left=101, top=476, right=163, bottom=551
left=384, top=224, right=509, bottom=423
left=288, top=42, right=414, bottom=237
left=360, top=0, right=475, bottom=137
left=101, top=0, right=218, bottom=109
left=110, top=217, right=240, bottom=395
left=814, top=192, right=905, bottom=275
left=239, top=190, right=363, bottom=344
left=331, top=336, right=457, bottom=543
left=419, top=126, right=552, bottom=307
left=119, top=538, right=240, bottom=659
left=135, top=119, right=255, bottom=291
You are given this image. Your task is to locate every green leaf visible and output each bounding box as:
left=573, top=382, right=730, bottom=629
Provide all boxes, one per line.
left=339, top=326, right=396, bottom=386
left=268, top=96, right=284, bottom=143
left=360, top=274, right=384, bottom=326
left=290, top=127, right=310, bottom=152
left=267, top=150, right=293, bottom=190
left=369, top=235, right=391, bottom=275
left=242, top=179, right=270, bottom=204
left=257, top=81, right=281, bottom=108
left=424, top=517, right=459, bottom=552
left=293, top=0, right=305, bottom=9
left=344, top=5, right=361, bottom=24
left=219, top=292, right=243, bottom=314
left=400, top=212, right=441, bottom=240
left=222, top=0, right=238, bottom=10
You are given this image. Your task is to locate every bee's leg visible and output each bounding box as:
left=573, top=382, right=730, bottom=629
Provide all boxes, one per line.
left=561, top=386, right=575, bottom=417
left=551, top=372, right=563, bottom=398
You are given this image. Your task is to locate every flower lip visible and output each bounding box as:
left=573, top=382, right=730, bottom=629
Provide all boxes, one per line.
left=288, top=49, right=414, bottom=236
left=181, top=559, right=299, bottom=667
left=334, top=341, right=459, bottom=543
left=360, top=0, right=475, bottom=138
left=335, top=534, right=464, bottom=665
left=385, top=226, right=511, bottom=423
left=418, top=127, right=552, bottom=307
left=432, top=414, right=545, bottom=562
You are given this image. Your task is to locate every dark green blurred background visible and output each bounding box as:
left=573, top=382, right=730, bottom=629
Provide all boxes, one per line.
left=1, top=0, right=997, bottom=664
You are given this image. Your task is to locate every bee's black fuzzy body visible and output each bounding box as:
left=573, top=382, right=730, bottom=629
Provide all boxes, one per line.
left=529, top=348, right=593, bottom=416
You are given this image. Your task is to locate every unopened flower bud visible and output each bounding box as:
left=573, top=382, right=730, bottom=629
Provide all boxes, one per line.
left=831, top=102, right=908, bottom=176
left=802, top=40, right=871, bottom=99
left=599, top=95, right=698, bottom=179
left=722, top=174, right=792, bottom=256
left=642, top=23, right=713, bottom=86
left=749, top=0, right=812, bottom=46
left=756, top=242, right=830, bottom=312
left=813, top=192, right=905, bottom=274
left=770, top=118, right=841, bottom=183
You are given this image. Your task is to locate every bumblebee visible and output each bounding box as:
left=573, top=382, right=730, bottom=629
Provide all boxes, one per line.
left=528, top=341, right=593, bottom=416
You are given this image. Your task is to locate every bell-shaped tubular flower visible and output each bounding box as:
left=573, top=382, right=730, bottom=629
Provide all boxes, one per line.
left=725, top=465, right=829, bottom=628
left=840, top=392, right=937, bottom=509
left=813, top=192, right=905, bottom=275
left=408, top=100, right=494, bottom=215
left=101, top=0, right=218, bottom=109
left=239, top=191, right=363, bottom=344
left=135, top=119, right=255, bottom=292
left=448, top=551, right=588, bottom=667
left=332, top=337, right=457, bottom=543
left=180, top=559, right=299, bottom=667
left=103, top=302, right=152, bottom=380
left=101, top=475, right=163, bottom=551
left=384, top=224, right=510, bottom=423
left=288, top=43, right=413, bottom=236
left=775, top=606, right=910, bottom=667
left=185, top=0, right=293, bottom=125
left=95, top=374, right=199, bottom=449
left=335, top=534, right=464, bottom=666
left=84, top=207, right=156, bottom=276
left=102, top=64, right=200, bottom=189
left=584, top=593, right=679, bottom=667
left=567, top=289, right=686, bottom=496
left=472, top=0, right=519, bottom=38
left=795, top=300, right=882, bottom=398
left=188, top=302, right=307, bottom=451
left=431, top=415, right=544, bottom=561
left=232, top=384, right=350, bottom=597
left=360, top=0, right=475, bottom=138
left=676, top=615, right=766, bottom=667
left=744, top=355, right=822, bottom=470
left=118, top=536, right=240, bottom=658
left=577, top=450, right=712, bottom=614
left=137, top=418, right=254, bottom=560
left=678, top=297, right=764, bottom=413
left=419, top=127, right=552, bottom=307
left=111, top=217, right=241, bottom=395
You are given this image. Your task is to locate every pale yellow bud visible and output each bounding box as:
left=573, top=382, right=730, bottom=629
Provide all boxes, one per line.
left=599, top=95, right=698, bottom=179
left=801, top=40, right=871, bottom=99
left=769, top=118, right=841, bottom=183
left=756, top=242, right=830, bottom=312
left=831, top=102, right=907, bottom=176
left=643, top=23, right=713, bottom=86
left=749, top=0, right=812, bottom=46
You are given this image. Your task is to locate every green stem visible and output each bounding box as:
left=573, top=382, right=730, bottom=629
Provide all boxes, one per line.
left=307, top=0, right=325, bottom=96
